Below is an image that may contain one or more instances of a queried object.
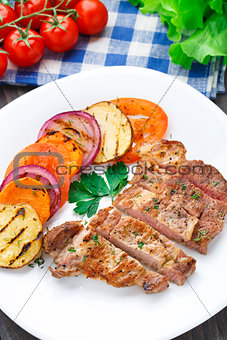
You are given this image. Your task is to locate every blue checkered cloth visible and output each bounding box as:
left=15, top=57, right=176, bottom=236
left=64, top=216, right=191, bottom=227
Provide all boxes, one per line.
left=0, top=0, right=226, bottom=98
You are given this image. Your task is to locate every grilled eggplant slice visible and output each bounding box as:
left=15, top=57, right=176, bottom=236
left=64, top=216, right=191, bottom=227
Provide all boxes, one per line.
left=0, top=204, right=42, bottom=268
left=86, top=101, right=133, bottom=164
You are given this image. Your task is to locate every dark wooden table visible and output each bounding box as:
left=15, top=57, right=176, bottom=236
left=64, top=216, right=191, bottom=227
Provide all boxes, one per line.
left=0, top=77, right=226, bottom=340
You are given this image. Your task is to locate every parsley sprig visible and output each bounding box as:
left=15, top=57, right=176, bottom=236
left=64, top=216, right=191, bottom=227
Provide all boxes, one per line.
left=69, top=162, right=128, bottom=218
left=193, top=230, right=210, bottom=242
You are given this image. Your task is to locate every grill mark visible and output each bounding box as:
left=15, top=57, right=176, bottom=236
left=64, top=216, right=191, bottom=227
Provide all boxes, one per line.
left=0, top=227, right=28, bottom=254
left=46, top=131, right=58, bottom=136
left=9, top=242, right=32, bottom=266
left=0, top=208, right=26, bottom=235
left=35, top=231, right=42, bottom=240
left=64, top=127, right=81, bottom=137
left=115, top=117, right=121, bottom=157
left=7, top=230, right=42, bottom=266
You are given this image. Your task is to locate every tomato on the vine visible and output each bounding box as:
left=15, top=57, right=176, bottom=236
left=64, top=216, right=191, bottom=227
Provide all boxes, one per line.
left=40, top=14, right=79, bottom=53
left=4, top=28, right=44, bottom=67
left=75, top=0, right=108, bottom=35
left=14, top=0, right=52, bottom=30
left=53, top=0, right=79, bottom=10
left=0, top=4, right=17, bottom=40
left=0, top=49, right=8, bottom=78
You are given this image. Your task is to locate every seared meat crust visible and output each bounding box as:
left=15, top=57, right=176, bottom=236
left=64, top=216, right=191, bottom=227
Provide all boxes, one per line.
left=134, top=139, right=227, bottom=207
left=44, top=221, right=169, bottom=293
left=113, top=182, right=226, bottom=254
left=90, top=208, right=196, bottom=285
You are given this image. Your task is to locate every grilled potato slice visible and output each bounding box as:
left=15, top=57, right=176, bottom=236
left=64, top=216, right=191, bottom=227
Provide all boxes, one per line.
left=86, top=101, right=133, bottom=164
left=0, top=204, right=42, bottom=268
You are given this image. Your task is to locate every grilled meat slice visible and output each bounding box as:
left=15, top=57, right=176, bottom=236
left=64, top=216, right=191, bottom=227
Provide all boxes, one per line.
left=113, top=185, right=199, bottom=243
left=136, top=139, right=187, bottom=166
left=113, top=183, right=226, bottom=254
left=44, top=221, right=169, bottom=293
left=183, top=160, right=227, bottom=207
left=135, top=139, right=227, bottom=207
left=131, top=161, right=226, bottom=254
left=90, top=208, right=196, bottom=285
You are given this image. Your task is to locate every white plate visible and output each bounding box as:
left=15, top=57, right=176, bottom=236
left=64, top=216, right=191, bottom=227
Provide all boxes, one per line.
left=0, top=66, right=226, bottom=340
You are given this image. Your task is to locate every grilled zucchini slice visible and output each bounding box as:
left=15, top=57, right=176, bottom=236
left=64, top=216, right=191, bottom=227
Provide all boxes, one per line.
left=0, top=204, right=42, bottom=268
left=86, top=101, right=133, bottom=164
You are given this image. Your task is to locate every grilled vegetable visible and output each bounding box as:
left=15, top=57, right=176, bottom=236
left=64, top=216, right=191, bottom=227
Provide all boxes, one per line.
left=0, top=204, right=42, bottom=268
left=37, top=131, right=83, bottom=179
left=111, top=98, right=168, bottom=163
left=86, top=101, right=133, bottom=164
left=0, top=177, right=50, bottom=224
left=37, top=111, right=101, bottom=167
left=4, top=142, right=69, bottom=208
left=1, top=165, right=61, bottom=218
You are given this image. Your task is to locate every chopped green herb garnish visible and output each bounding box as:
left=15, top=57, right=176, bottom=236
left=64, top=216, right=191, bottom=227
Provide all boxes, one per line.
left=114, top=255, right=123, bottom=265
left=34, top=256, right=45, bottom=267
left=191, top=192, right=201, bottom=200
left=138, top=241, right=144, bottom=249
left=32, top=190, right=38, bottom=197
left=84, top=221, right=88, bottom=225
left=152, top=198, right=158, bottom=202
left=64, top=131, right=74, bottom=137
left=111, top=250, right=115, bottom=255
left=193, top=230, right=210, bottom=242
left=28, top=264, right=34, bottom=268
left=181, top=184, right=187, bottom=190
left=133, top=231, right=138, bottom=236
left=134, top=194, right=142, bottom=198
left=124, top=225, right=131, bottom=234
left=154, top=204, right=159, bottom=209
left=83, top=255, right=86, bottom=263
left=212, top=182, right=219, bottom=186
left=69, top=162, right=128, bottom=218
left=171, top=189, right=175, bottom=195
left=68, top=247, right=76, bottom=252
left=176, top=181, right=180, bottom=185
left=142, top=174, right=148, bottom=179
left=146, top=206, right=150, bottom=211
left=93, top=234, right=103, bottom=247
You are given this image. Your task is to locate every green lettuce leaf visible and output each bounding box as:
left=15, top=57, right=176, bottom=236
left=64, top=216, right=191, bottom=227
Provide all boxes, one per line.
left=208, top=0, right=223, bottom=13
left=129, top=0, right=227, bottom=69
left=169, top=8, right=227, bottom=68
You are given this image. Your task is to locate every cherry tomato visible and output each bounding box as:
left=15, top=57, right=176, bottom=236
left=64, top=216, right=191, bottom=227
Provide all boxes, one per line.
left=53, top=0, right=79, bottom=9
left=0, top=4, right=17, bottom=40
left=75, top=0, right=108, bottom=35
left=0, top=49, right=8, bottom=78
left=40, top=15, right=79, bottom=53
left=4, top=28, right=44, bottom=67
left=14, top=0, right=52, bottom=30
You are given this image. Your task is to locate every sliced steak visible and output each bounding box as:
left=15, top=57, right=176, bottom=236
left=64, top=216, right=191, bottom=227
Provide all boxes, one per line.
left=135, top=139, right=227, bottom=207
left=90, top=208, right=196, bottom=285
left=113, top=185, right=199, bottom=243
left=183, top=160, right=227, bottom=207
left=113, top=183, right=226, bottom=254
left=136, top=139, right=187, bottom=166
left=44, top=221, right=169, bottom=293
